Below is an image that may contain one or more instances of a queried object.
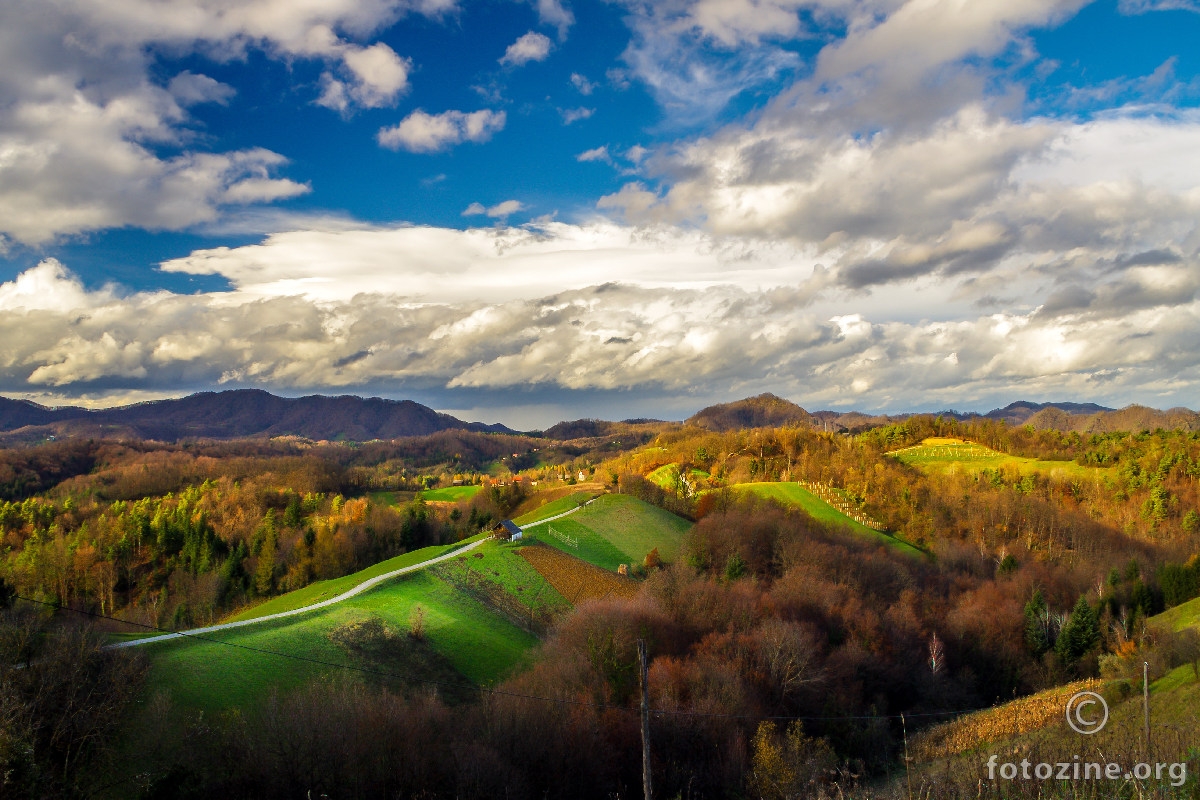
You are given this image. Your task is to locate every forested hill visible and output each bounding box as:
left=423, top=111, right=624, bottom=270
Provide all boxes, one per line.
left=686, top=393, right=816, bottom=431
left=0, top=390, right=514, bottom=441
left=807, top=401, right=1198, bottom=433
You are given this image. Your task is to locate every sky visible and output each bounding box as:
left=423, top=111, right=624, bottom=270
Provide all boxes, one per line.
left=1, top=0, right=1199, bottom=428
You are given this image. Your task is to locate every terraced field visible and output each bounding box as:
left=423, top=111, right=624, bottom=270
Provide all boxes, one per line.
left=890, top=437, right=1104, bottom=480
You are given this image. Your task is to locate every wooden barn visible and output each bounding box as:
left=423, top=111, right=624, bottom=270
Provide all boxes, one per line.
left=494, top=519, right=523, bottom=541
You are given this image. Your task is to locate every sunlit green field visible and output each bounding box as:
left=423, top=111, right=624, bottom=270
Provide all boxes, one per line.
left=513, top=491, right=599, bottom=525
left=732, top=482, right=923, bottom=556
left=419, top=485, right=482, bottom=502
left=646, top=463, right=710, bottom=490
left=434, top=538, right=570, bottom=615
left=140, top=569, right=537, bottom=714
left=1153, top=595, right=1200, bottom=632
left=890, top=437, right=1105, bottom=480
left=523, top=493, right=691, bottom=571
left=226, top=535, right=489, bottom=622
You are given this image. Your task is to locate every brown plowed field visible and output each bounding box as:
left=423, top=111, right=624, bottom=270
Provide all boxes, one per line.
left=517, top=545, right=638, bottom=604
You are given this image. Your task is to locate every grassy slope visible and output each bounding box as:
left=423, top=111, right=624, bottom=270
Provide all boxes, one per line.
left=227, top=534, right=488, bottom=622
left=646, top=463, right=709, bottom=490
left=529, top=515, right=631, bottom=571
left=910, top=596, right=1200, bottom=775
left=891, top=438, right=1107, bottom=480
left=142, top=570, right=537, bottom=714
left=368, top=490, right=416, bottom=506
left=1144, top=596, right=1200, bottom=694
left=420, top=485, right=482, bottom=502
left=1152, top=595, right=1200, bottom=632
left=513, top=491, right=598, bottom=525
left=733, top=482, right=924, bottom=556
left=911, top=677, right=1200, bottom=781
left=437, top=538, right=570, bottom=615
left=524, top=493, right=691, bottom=571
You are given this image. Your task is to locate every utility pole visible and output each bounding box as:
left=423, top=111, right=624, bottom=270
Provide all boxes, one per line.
left=638, top=638, right=653, bottom=800
left=1143, top=661, right=1151, bottom=757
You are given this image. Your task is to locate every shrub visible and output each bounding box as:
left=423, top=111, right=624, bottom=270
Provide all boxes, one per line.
left=644, top=547, right=662, bottom=571
left=409, top=605, right=426, bottom=641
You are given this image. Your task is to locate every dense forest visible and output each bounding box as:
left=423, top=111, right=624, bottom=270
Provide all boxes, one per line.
left=2, top=416, right=1199, bottom=798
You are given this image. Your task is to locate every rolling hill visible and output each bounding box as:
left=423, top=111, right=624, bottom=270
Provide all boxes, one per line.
left=686, top=393, right=815, bottom=431
left=0, top=390, right=514, bottom=441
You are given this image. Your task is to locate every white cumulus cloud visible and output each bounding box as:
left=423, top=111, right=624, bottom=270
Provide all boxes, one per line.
left=3, top=244, right=1198, bottom=413
left=500, top=31, right=553, bottom=66
left=378, top=109, right=506, bottom=152
left=534, top=0, right=575, bottom=40
left=0, top=0, right=446, bottom=244
left=317, top=42, right=412, bottom=113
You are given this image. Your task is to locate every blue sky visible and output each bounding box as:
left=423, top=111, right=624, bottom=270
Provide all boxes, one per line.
left=1, top=0, right=1199, bottom=427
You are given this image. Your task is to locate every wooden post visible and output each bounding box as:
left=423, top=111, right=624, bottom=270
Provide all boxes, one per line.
left=639, top=638, right=653, bottom=800
left=1143, top=661, right=1151, bottom=756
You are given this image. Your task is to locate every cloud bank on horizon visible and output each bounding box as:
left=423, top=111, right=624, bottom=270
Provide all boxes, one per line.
left=1, top=0, right=1198, bottom=425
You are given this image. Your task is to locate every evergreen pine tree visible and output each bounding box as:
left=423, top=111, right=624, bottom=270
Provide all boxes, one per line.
left=255, top=533, right=277, bottom=595
left=724, top=552, right=747, bottom=581
left=1056, top=595, right=1100, bottom=664
left=284, top=493, right=302, bottom=528
left=1023, top=588, right=1050, bottom=656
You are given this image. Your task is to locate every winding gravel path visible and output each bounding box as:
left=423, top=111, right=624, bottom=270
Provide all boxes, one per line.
left=110, top=496, right=596, bottom=649
left=110, top=536, right=489, bottom=649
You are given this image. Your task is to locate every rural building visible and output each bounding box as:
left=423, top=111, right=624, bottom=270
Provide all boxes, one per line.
left=495, top=519, right=523, bottom=541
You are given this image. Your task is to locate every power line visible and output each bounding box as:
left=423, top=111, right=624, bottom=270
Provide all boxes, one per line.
left=12, top=594, right=976, bottom=725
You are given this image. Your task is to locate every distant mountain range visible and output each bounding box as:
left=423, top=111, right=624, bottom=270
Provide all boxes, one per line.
left=1, top=390, right=1197, bottom=444
left=680, top=394, right=1200, bottom=434
left=0, top=390, right=513, bottom=442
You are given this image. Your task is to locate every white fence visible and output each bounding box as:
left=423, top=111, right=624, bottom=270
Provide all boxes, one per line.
left=547, top=526, right=578, bottom=548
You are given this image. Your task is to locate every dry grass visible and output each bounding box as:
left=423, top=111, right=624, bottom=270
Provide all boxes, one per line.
left=911, top=679, right=1105, bottom=761
left=517, top=544, right=639, bottom=604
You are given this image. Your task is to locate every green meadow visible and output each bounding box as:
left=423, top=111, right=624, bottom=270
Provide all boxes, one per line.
left=523, top=493, right=691, bottom=570
left=646, top=463, right=710, bottom=490
left=434, top=538, right=570, bottom=616
left=732, top=482, right=924, bottom=556
left=890, top=437, right=1106, bottom=480
left=140, top=569, right=537, bottom=715
left=1152, top=595, right=1200, bottom=632
left=419, top=485, right=482, bottom=502
left=227, top=535, right=489, bottom=622
left=512, top=491, right=599, bottom=525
